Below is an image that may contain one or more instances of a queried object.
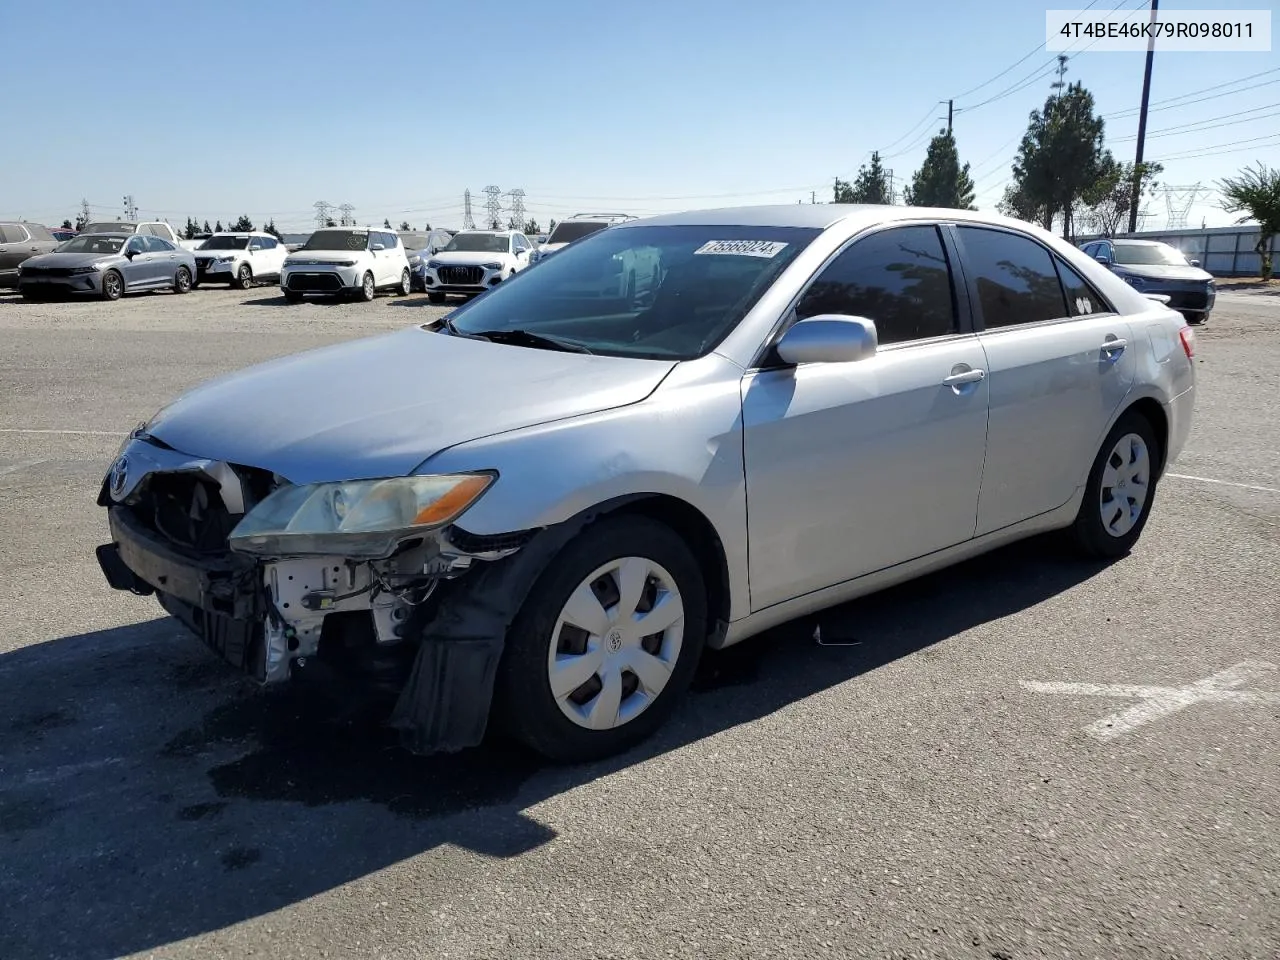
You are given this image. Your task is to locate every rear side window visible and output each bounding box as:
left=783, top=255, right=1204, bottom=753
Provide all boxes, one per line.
left=795, top=224, right=957, bottom=345
left=1056, top=259, right=1109, bottom=317
left=26, top=223, right=55, bottom=241
left=956, top=226, right=1068, bottom=329
left=0, top=224, right=27, bottom=243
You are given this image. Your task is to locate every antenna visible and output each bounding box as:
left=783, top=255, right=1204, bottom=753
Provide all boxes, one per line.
left=462, top=189, right=476, bottom=229
left=483, top=185, right=502, bottom=229
left=1050, top=54, right=1069, bottom=96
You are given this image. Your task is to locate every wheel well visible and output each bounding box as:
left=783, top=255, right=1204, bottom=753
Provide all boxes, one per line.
left=1125, top=397, right=1169, bottom=475
left=599, top=495, right=732, bottom=635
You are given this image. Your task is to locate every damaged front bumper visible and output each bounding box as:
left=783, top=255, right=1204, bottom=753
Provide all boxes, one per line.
left=94, top=436, right=551, bottom=752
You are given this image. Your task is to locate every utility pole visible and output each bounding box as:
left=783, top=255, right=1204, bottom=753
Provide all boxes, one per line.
left=1128, top=0, right=1159, bottom=235
left=810, top=191, right=816, bottom=204
left=946, top=99, right=953, bottom=134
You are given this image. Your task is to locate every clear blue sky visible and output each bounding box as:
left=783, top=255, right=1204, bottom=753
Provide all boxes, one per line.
left=4, top=0, right=1276, bottom=233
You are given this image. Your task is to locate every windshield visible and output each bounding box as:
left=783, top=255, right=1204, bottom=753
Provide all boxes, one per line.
left=302, top=230, right=369, bottom=251
left=442, top=224, right=821, bottom=360
left=199, top=236, right=250, bottom=250
left=546, top=221, right=610, bottom=245
left=444, top=233, right=509, bottom=253
left=57, top=235, right=125, bottom=254
left=1113, top=242, right=1190, bottom=266
left=83, top=222, right=135, bottom=234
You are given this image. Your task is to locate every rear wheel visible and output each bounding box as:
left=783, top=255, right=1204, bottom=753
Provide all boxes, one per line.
left=1069, top=410, right=1161, bottom=559
left=173, top=266, right=192, bottom=294
left=494, top=515, right=708, bottom=763
left=359, top=272, right=376, bottom=301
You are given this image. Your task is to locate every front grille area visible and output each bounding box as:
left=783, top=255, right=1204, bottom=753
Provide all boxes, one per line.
left=141, top=473, right=237, bottom=555
left=440, top=265, right=484, bottom=285
left=287, top=272, right=343, bottom=292
left=1167, top=289, right=1209, bottom=310
left=21, top=266, right=75, bottom=278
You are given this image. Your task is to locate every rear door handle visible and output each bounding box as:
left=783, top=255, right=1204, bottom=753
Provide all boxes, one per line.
left=1102, top=338, right=1127, bottom=353
left=943, top=368, right=986, bottom=386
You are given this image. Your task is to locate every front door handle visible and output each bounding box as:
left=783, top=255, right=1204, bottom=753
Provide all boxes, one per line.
left=1101, top=338, right=1127, bottom=353
left=943, top=368, right=986, bottom=386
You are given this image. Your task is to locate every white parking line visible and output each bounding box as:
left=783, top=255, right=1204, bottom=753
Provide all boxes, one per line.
left=1166, top=473, right=1280, bottom=495
left=1022, top=661, right=1280, bottom=740
left=0, top=428, right=125, bottom=436
left=0, top=458, right=47, bottom=477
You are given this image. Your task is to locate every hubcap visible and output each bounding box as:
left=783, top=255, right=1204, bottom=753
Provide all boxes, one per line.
left=364, top=276, right=374, bottom=297
left=547, top=556, right=685, bottom=731
left=106, top=275, right=120, bottom=296
left=1099, top=432, right=1151, bottom=537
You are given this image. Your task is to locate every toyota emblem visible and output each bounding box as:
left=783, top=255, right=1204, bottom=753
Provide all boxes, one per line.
left=109, top=455, right=129, bottom=498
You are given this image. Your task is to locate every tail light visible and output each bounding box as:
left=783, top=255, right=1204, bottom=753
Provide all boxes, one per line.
left=1179, top=326, right=1196, bottom=359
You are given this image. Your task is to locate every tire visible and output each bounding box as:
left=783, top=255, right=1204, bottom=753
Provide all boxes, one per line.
left=283, top=290, right=302, bottom=303
left=427, top=291, right=445, bottom=304
left=173, top=266, right=192, bottom=294
left=359, top=272, right=376, bottom=302
left=493, top=515, right=708, bottom=764
left=398, top=269, right=411, bottom=297
left=100, top=270, right=123, bottom=301
left=234, top=264, right=253, bottom=290
left=1069, top=410, right=1161, bottom=559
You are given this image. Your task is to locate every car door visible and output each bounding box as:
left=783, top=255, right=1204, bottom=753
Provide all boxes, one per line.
left=146, top=236, right=180, bottom=284
left=368, top=231, right=391, bottom=286
left=740, top=223, right=991, bottom=611
left=951, top=224, right=1136, bottom=536
left=120, top=235, right=150, bottom=288
left=512, top=233, right=531, bottom=271
left=0, top=224, right=28, bottom=282
left=259, top=236, right=286, bottom=279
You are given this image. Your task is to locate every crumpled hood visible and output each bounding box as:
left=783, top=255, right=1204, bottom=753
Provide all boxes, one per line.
left=429, top=250, right=513, bottom=266
left=21, top=251, right=116, bottom=269
left=145, top=325, right=676, bottom=484
left=1114, top=263, right=1213, bottom=283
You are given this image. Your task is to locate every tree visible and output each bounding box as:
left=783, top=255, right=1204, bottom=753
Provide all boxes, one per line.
left=507, top=215, right=521, bottom=230
left=214, top=220, right=224, bottom=232
left=383, top=218, right=392, bottom=229
left=399, top=221, right=411, bottom=231
left=61, top=218, right=74, bottom=230
left=75, top=214, right=88, bottom=231
left=523, top=218, right=540, bottom=234
left=1079, top=160, right=1162, bottom=237
left=847, top=152, right=892, bottom=204
left=230, top=214, right=254, bottom=232
left=548, top=218, right=558, bottom=234
left=263, top=219, right=283, bottom=239
left=903, top=131, right=975, bottom=209
left=202, top=220, right=212, bottom=234
left=325, top=219, right=337, bottom=227
left=833, top=177, right=856, bottom=203
left=489, top=217, right=502, bottom=230
left=1219, top=162, right=1280, bottom=280
left=1008, top=82, right=1112, bottom=239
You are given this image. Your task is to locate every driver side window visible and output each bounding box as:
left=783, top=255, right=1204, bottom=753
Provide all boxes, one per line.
left=125, top=236, right=146, bottom=255
left=793, top=224, right=958, bottom=346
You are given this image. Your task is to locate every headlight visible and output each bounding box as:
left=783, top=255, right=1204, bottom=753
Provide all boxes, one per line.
left=426, top=259, right=443, bottom=269
left=332, top=260, right=356, bottom=267
left=69, top=266, right=99, bottom=275
left=408, top=255, right=422, bottom=266
left=482, top=262, right=503, bottom=271
left=1123, top=275, right=1146, bottom=287
left=227, top=472, right=495, bottom=558
left=216, top=255, right=235, bottom=263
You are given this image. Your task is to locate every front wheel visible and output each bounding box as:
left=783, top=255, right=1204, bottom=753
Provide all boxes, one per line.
left=397, top=269, right=411, bottom=296
left=493, top=515, right=708, bottom=764
left=427, top=291, right=445, bottom=304
left=359, top=272, right=376, bottom=302
left=100, top=270, right=124, bottom=301
left=283, top=290, right=302, bottom=303
left=1069, top=410, right=1161, bottom=559
left=234, top=264, right=253, bottom=290
left=173, top=266, right=192, bottom=294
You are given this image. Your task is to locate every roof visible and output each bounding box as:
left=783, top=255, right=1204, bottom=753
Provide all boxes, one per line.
left=209, top=231, right=273, bottom=237
left=1108, top=238, right=1169, bottom=246
left=454, top=229, right=516, bottom=236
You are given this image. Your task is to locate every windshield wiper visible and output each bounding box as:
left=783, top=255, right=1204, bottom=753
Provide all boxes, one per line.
left=467, top=328, right=594, bottom=354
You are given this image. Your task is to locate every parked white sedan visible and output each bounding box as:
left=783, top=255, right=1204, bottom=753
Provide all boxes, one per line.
left=421, top=229, right=534, bottom=302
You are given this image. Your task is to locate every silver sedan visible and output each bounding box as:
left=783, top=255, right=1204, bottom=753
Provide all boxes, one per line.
left=94, top=205, right=1196, bottom=763
left=18, top=232, right=197, bottom=300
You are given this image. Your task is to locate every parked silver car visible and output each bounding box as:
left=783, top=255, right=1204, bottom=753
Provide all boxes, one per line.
left=0, top=221, right=61, bottom=287
left=95, top=205, right=1196, bottom=762
left=19, top=232, right=196, bottom=300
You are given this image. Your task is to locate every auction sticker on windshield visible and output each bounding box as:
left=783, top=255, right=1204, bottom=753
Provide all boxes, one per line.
left=693, top=240, right=789, bottom=258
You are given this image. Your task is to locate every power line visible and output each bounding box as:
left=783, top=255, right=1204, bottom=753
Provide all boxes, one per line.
left=1104, top=74, right=1280, bottom=120
left=1111, top=106, right=1280, bottom=143
left=1149, top=131, right=1280, bottom=162
left=879, top=101, right=944, bottom=153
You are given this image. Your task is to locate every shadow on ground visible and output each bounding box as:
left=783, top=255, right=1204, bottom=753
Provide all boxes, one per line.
left=0, top=536, right=1110, bottom=960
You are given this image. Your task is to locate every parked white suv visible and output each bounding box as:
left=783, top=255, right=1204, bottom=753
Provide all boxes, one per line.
left=281, top=227, right=412, bottom=302
left=529, top=213, right=635, bottom=264
left=422, top=229, right=534, bottom=302
left=192, top=232, right=289, bottom=289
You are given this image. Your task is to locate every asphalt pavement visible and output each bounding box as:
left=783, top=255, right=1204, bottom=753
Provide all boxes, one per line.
left=0, top=286, right=1276, bottom=960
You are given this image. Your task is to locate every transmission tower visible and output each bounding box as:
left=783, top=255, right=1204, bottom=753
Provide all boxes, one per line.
left=313, top=200, right=333, bottom=227
left=338, top=203, right=355, bottom=227
left=1050, top=54, right=1069, bottom=97
left=79, top=199, right=91, bottom=228
left=508, top=188, right=526, bottom=228
left=1163, top=184, right=1204, bottom=229
left=122, top=195, right=137, bottom=220
left=1136, top=201, right=1156, bottom=233
left=462, top=189, right=476, bottom=229
left=483, top=185, right=502, bottom=229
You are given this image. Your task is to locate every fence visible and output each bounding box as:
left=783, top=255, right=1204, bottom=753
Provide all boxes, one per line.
left=1078, top=225, right=1276, bottom=277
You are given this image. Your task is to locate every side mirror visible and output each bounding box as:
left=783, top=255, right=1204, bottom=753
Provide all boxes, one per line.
left=1095, top=254, right=1112, bottom=265
left=774, top=315, right=878, bottom=365
left=1190, top=259, right=1202, bottom=267
left=124, top=247, right=138, bottom=259
left=371, top=243, right=386, bottom=251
